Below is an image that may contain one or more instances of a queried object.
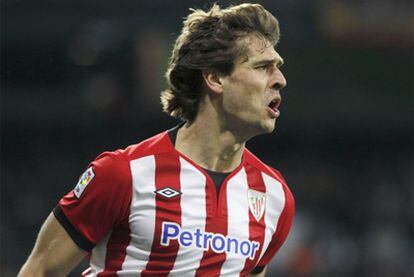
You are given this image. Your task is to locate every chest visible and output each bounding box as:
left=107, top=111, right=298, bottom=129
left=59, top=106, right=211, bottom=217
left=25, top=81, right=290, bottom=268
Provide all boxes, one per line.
left=124, top=154, right=285, bottom=275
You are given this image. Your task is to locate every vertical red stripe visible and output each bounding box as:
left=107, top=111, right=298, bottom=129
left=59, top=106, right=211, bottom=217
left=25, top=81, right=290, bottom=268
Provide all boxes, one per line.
left=98, top=220, right=131, bottom=275
left=141, top=153, right=182, bottom=276
left=255, top=180, right=294, bottom=267
left=241, top=164, right=267, bottom=276
left=98, top=158, right=133, bottom=276
left=195, top=178, right=228, bottom=276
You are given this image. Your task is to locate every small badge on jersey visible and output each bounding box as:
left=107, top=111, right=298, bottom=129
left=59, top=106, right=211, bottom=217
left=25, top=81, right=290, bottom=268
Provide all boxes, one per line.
left=248, top=189, right=266, bottom=221
left=154, top=187, right=182, bottom=199
left=74, top=167, right=95, bottom=198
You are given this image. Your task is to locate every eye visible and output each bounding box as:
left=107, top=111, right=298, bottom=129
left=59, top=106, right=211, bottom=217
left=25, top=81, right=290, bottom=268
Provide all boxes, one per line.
left=256, top=64, right=271, bottom=71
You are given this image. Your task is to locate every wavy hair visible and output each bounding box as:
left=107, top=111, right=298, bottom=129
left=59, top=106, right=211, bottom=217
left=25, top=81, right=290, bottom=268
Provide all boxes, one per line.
left=161, top=3, right=280, bottom=122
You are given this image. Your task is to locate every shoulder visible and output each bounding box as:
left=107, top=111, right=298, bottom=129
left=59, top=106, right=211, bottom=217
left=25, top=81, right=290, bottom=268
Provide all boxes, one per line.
left=243, top=148, right=295, bottom=206
left=86, top=130, right=171, bottom=187
left=114, top=130, right=173, bottom=162
left=243, top=148, right=284, bottom=184
left=94, top=130, right=173, bottom=166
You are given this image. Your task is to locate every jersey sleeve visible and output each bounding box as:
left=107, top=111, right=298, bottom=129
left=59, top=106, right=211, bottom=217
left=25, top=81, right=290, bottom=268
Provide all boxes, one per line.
left=53, top=150, right=132, bottom=251
left=255, top=169, right=295, bottom=267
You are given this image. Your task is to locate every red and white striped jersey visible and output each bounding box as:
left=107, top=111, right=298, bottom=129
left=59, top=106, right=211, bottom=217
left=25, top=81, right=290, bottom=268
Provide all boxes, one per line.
left=54, top=129, right=295, bottom=276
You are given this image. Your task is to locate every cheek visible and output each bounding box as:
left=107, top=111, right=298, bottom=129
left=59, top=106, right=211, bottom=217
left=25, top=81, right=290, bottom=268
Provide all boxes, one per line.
left=222, top=73, right=268, bottom=111
left=222, top=86, right=264, bottom=115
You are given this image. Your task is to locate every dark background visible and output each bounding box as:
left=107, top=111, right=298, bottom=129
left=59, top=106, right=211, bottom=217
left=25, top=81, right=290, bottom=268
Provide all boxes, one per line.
left=2, top=0, right=413, bottom=276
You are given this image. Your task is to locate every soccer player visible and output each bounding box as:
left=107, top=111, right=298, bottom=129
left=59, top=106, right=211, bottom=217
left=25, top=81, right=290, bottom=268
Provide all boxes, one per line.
left=19, top=3, right=294, bottom=276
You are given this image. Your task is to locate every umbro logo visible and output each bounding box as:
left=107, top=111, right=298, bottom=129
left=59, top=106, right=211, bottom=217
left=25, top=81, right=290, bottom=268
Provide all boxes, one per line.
left=154, top=187, right=182, bottom=199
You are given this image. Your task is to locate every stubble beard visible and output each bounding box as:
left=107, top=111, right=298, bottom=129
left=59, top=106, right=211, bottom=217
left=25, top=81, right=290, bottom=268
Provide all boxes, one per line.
left=226, top=114, right=277, bottom=142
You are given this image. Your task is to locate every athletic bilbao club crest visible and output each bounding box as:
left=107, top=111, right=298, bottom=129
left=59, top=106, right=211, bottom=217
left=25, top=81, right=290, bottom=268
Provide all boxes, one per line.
left=248, top=189, right=266, bottom=221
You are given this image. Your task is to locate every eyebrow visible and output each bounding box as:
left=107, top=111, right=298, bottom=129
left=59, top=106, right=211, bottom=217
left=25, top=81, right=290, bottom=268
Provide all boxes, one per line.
left=252, top=58, right=284, bottom=68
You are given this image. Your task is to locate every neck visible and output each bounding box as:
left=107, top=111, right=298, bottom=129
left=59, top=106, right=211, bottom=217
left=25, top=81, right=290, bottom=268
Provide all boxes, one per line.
left=175, top=117, right=246, bottom=173
left=176, top=122, right=245, bottom=172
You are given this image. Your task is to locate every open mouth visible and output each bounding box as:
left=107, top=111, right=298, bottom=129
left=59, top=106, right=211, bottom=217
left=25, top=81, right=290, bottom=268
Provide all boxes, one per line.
left=267, top=98, right=281, bottom=118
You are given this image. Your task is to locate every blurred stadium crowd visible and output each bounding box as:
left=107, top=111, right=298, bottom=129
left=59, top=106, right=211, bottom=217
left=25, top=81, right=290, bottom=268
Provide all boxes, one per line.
left=2, top=0, right=413, bottom=276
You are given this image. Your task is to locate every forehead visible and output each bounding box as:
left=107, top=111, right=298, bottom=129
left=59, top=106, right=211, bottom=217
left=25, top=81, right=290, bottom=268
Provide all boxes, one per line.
left=237, top=36, right=282, bottom=64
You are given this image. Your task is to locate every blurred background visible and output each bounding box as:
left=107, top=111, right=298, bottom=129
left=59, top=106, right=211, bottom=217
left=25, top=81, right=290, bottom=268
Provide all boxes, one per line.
left=1, top=0, right=413, bottom=276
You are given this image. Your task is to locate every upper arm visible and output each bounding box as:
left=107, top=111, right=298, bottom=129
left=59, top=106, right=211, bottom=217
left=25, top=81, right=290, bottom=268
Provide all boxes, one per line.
left=57, top=151, right=132, bottom=246
left=18, top=213, right=87, bottom=276
left=19, top=151, right=132, bottom=276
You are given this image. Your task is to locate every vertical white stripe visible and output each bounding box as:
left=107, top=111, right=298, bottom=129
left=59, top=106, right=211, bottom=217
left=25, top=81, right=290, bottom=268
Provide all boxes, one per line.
left=169, top=157, right=207, bottom=276
left=257, top=172, right=285, bottom=262
left=119, top=155, right=156, bottom=275
left=219, top=168, right=249, bottom=276
left=89, top=231, right=112, bottom=275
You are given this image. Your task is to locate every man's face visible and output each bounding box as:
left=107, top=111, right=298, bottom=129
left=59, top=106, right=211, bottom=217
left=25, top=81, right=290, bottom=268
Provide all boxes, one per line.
left=219, top=35, right=287, bottom=138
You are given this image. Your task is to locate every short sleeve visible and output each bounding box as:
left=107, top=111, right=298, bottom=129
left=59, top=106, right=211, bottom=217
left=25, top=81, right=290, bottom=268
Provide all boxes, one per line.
left=255, top=169, right=295, bottom=267
left=53, top=151, right=132, bottom=251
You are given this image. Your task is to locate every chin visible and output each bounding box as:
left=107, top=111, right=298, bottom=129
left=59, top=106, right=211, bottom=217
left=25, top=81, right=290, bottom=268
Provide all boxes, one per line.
left=229, top=115, right=276, bottom=139
left=263, top=118, right=277, bottom=133
left=263, top=124, right=276, bottom=134
left=255, top=119, right=276, bottom=135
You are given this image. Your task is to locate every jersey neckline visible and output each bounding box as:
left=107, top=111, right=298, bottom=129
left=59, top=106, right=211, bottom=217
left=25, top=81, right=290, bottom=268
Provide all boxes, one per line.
left=164, top=123, right=247, bottom=216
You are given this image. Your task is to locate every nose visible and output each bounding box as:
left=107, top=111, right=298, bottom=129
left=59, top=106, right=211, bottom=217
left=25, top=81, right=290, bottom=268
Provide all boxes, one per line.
left=270, top=68, right=287, bottom=91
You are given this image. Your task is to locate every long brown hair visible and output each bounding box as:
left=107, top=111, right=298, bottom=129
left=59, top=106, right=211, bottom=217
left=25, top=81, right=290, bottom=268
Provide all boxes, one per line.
left=161, top=3, right=280, bottom=122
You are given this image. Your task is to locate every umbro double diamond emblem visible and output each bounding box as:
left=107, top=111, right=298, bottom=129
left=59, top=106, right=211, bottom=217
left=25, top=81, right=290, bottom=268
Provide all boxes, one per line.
left=154, top=187, right=182, bottom=199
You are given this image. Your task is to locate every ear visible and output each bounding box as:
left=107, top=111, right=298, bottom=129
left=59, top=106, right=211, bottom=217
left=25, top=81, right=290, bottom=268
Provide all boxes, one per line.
left=202, top=70, right=224, bottom=94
